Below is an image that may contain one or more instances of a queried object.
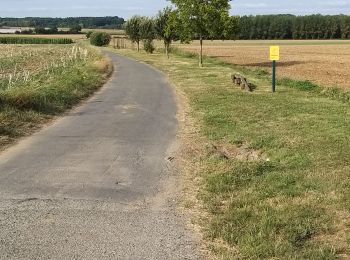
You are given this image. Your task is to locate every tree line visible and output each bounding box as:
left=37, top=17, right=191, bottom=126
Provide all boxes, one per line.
left=238, top=14, right=350, bottom=40
left=124, top=2, right=350, bottom=67
left=16, top=24, right=83, bottom=35
left=0, top=17, right=125, bottom=29
left=125, top=0, right=238, bottom=66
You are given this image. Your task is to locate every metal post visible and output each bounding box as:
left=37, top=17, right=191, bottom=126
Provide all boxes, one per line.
left=272, top=60, right=276, bottom=93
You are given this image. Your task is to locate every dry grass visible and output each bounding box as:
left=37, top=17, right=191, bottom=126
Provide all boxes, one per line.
left=93, top=57, right=113, bottom=74
left=0, top=45, right=90, bottom=87
left=176, top=40, right=350, bottom=90
left=0, top=44, right=110, bottom=150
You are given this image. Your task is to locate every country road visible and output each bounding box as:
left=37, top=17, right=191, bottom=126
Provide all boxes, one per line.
left=0, top=52, right=200, bottom=259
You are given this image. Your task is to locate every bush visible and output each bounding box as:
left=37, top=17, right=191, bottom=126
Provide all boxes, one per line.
left=86, top=31, right=93, bottom=39
left=90, top=32, right=111, bottom=46
left=143, top=39, right=155, bottom=53
left=69, top=24, right=82, bottom=34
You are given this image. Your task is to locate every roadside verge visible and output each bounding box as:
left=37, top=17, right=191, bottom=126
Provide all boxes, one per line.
left=108, top=47, right=350, bottom=259
left=0, top=45, right=112, bottom=151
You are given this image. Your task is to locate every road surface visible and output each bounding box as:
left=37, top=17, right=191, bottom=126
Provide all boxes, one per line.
left=0, top=51, right=200, bottom=259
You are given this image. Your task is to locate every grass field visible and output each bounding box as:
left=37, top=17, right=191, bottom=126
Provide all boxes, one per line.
left=175, top=39, right=350, bottom=90
left=0, top=44, right=111, bottom=150
left=110, top=47, right=350, bottom=259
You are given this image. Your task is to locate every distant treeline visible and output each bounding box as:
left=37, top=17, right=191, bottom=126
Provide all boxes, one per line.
left=0, top=17, right=125, bottom=29
left=238, top=14, right=350, bottom=40
left=17, top=25, right=83, bottom=35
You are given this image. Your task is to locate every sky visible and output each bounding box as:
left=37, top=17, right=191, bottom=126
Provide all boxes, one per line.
left=0, top=0, right=349, bottom=18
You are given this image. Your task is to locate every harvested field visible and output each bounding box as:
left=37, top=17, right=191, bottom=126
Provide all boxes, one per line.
left=176, top=40, right=350, bottom=90
left=82, top=28, right=125, bottom=35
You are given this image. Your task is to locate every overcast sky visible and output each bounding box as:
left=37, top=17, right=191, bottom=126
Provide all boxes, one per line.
left=1, top=0, right=349, bottom=18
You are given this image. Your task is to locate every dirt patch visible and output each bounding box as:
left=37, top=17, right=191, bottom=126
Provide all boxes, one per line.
left=208, top=142, right=268, bottom=161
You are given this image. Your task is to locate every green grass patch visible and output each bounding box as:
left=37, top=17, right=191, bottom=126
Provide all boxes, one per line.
left=278, top=78, right=320, bottom=91
left=109, top=48, right=350, bottom=259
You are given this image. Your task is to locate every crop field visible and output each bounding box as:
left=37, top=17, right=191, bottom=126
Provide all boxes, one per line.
left=176, top=40, right=350, bottom=90
left=0, top=45, right=88, bottom=88
left=0, top=44, right=111, bottom=149
left=0, top=37, right=73, bottom=44
left=0, top=34, right=86, bottom=40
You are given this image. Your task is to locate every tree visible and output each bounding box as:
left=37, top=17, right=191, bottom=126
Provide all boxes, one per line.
left=69, top=24, right=82, bottom=34
left=223, top=16, right=239, bottom=40
left=34, top=27, right=46, bottom=34
left=47, top=27, right=59, bottom=34
left=155, top=7, right=180, bottom=58
left=140, top=17, right=155, bottom=41
left=125, top=16, right=143, bottom=51
left=140, top=17, right=156, bottom=53
left=170, top=0, right=233, bottom=67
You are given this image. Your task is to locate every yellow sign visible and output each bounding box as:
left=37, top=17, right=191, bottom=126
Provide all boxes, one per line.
left=270, top=46, right=280, bottom=61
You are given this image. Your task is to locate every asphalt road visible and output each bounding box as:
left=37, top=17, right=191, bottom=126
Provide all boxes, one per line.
left=0, top=52, right=200, bottom=259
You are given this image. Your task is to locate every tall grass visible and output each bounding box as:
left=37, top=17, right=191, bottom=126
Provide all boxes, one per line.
left=0, top=45, right=89, bottom=92
left=0, top=37, right=73, bottom=44
left=0, top=44, right=111, bottom=149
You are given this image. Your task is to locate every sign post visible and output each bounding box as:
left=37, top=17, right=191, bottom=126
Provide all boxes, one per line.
left=269, top=46, right=280, bottom=93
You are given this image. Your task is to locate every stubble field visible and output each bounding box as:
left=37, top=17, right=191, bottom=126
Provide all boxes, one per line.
left=176, top=40, right=350, bottom=90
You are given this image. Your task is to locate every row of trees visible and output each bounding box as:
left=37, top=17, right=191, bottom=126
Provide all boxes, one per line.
left=125, top=0, right=238, bottom=66
left=125, top=10, right=179, bottom=57
left=17, top=25, right=83, bottom=35
left=238, top=14, right=350, bottom=40
left=125, top=4, right=350, bottom=66
left=0, top=17, right=124, bottom=29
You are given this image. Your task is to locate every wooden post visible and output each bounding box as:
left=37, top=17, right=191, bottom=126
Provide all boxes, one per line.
left=272, top=60, right=276, bottom=92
